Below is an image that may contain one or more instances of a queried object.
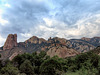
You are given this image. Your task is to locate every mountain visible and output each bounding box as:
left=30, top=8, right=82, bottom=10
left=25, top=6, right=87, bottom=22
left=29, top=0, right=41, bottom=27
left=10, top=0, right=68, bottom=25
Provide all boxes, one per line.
left=66, top=39, right=94, bottom=52
left=81, top=37, right=100, bottom=47
left=0, top=34, right=100, bottom=60
left=19, top=36, right=100, bottom=53
left=18, top=36, right=80, bottom=58
left=66, top=37, right=100, bottom=52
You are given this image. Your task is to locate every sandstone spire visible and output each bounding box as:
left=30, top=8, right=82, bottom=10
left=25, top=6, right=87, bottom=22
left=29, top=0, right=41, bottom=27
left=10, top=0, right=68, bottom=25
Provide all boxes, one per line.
left=3, top=34, right=18, bottom=50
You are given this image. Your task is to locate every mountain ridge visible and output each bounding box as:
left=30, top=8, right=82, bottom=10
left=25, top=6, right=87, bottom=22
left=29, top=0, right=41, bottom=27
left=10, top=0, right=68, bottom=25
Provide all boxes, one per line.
left=0, top=34, right=100, bottom=60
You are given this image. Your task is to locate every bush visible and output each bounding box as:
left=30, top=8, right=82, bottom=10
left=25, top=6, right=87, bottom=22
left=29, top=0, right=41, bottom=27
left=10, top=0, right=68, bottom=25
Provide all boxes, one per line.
left=0, top=63, right=19, bottom=75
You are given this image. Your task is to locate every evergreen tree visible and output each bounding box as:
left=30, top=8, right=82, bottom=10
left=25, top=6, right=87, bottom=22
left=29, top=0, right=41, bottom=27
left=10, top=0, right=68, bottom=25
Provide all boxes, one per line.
left=40, top=57, right=63, bottom=75
left=19, top=59, right=34, bottom=75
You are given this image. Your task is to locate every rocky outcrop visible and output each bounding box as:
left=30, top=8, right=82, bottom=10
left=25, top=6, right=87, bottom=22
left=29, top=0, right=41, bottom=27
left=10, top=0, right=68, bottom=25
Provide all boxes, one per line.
left=3, top=34, right=18, bottom=50
left=47, top=37, right=66, bottom=45
left=47, top=43, right=79, bottom=58
left=25, top=36, right=46, bottom=44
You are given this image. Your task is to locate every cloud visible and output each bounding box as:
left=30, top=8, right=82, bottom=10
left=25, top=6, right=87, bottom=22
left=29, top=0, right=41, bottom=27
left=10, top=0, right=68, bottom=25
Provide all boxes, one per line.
left=29, top=13, right=100, bottom=39
left=0, top=0, right=49, bottom=39
left=67, top=13, right=100, bottom=38
left=0, top=0, right=100, bottom=46
left=0, top=0, right=49, bottom=34
left=0, top=17, right=9, bottom=26
left=4, top=3, right=11, bottom=7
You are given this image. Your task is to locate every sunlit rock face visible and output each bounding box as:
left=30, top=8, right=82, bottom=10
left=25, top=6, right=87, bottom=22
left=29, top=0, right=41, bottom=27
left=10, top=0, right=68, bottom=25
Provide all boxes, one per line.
left=3, top=34, right=18, bottom=50
left=25, top=36, right=46, bottom=44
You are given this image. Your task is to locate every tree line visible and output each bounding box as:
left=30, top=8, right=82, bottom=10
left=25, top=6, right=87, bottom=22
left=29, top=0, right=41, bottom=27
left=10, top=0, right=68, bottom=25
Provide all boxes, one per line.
left=0, top=51, right=100, bottom=75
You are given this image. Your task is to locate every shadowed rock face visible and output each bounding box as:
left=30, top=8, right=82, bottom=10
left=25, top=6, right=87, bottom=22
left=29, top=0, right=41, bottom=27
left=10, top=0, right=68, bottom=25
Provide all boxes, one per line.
left=3, top=34, right=18, bottom=50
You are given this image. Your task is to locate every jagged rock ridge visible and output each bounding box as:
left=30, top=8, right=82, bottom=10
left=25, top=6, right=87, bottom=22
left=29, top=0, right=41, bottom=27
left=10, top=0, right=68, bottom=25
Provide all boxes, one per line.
left=19, top=36, right=80, bottom=58
left=0, top=34, right=100, bottom=60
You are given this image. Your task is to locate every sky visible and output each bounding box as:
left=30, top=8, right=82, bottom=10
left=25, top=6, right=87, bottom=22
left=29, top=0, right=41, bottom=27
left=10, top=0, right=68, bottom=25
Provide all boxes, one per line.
left=0, top=0, right=100, bottom=46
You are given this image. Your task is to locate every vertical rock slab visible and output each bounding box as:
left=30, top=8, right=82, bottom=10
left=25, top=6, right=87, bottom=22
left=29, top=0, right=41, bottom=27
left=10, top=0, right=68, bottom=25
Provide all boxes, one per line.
left=3, top=34, right=18, bottom=50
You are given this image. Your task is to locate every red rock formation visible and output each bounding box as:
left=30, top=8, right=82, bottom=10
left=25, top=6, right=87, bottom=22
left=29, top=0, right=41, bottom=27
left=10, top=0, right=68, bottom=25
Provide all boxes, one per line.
left=3, top=34, right=18, bottom=50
